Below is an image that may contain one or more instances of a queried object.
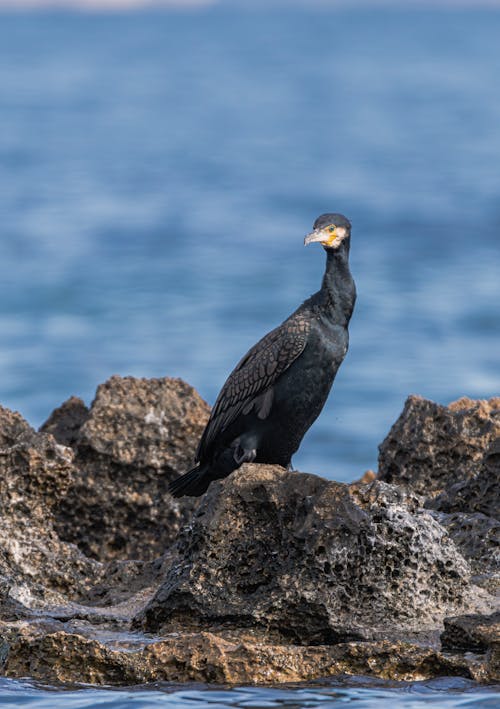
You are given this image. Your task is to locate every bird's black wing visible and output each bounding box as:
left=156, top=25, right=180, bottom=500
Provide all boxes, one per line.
left=196, top=315, right=311, bottom=461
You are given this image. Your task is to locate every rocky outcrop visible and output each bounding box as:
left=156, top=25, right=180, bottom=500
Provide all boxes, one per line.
left=378, top=395, right=500, bottom=596
left=0, top=375, right=207, bottom=610
left=40, top=396, right=89, bottom=447
left=378, top=395, right=500, bottom=497
left=441, top=612, right=499, bottom=684
left=441, top=612, right=499, bottom=652
left=69, top=375, right=209, bottom=473
left=428, top=441, right=500, bottom=519
left=137, top=466, right=474, bottom=643
left=0, top=383, right=497, bottom=686
left=0, top=405, right=100, bottom=607
left=0, top=625, right=481, bottom=685
left=432, top=511, right=499, bottom=586
left=45, top=376, right=210, bottom=562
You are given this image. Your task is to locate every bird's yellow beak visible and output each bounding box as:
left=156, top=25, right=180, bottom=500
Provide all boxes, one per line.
left=304, top=226, right=338, bottom=247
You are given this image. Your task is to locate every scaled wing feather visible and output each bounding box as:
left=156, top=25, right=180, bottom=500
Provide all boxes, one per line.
left=196, top=316, right=310, bottom=460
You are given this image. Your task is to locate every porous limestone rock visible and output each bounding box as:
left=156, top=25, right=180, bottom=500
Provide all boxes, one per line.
left=0, top=625, right=480, bottom=686
left=46, top=376, right=210, bottom=562
left=137, top=465, right=472, bottom=642
left=0, top=386, right=498, bottom=687
left=441, top=612, right=500, bottom=684
left=430, top=511, right=499, bottom=585
left=378, top=395, right=500, bottom=497
left=73, top=375, right=209, bottom=472
left=425, top=437, right=499, bottom=585
left=40, top=396, right=89, bottom=448
left=441, top=611, right=499, bottom=652
left=0, top=406, right=100, bottom=608
left=428, top=440, right=500, bottom=519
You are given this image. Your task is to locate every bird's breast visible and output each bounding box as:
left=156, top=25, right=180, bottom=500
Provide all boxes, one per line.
left=274, top=324, right=348, bottom=414
left=246, top=319, right=350, bottom=465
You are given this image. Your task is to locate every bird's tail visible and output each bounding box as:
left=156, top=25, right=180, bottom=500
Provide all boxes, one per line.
left=169, top=464, right=210, bottom=498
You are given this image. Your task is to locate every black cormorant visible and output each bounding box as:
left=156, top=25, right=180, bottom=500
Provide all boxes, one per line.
left=169, top=213, right=356, bottom=497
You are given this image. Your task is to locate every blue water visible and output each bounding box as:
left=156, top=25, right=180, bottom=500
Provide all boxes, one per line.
left=1, top=4, right=500, bottom=481
left=0, top=677, right=499, bottom=709
left=0, top=3, right=500, bottom=705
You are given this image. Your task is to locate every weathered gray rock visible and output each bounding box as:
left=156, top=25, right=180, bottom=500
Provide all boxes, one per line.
left=0, top=377, right=203, bottom=614
left=40, top=396, right=89, bottom=448
left=1, top=385, right=498, bottom=687
left=441, top=611, right=499, bottom=652
left=428, top=442, right=500, bottom=519
left=378, top=396, right=500, bottom=497
left=424, top=435, right=500, bottom=587
left=441, top=613, right=500, bottom=683
left=73, top=375, right=209, bottom=472
left=137, top=465, right=474, bottom=642
left=0, top=406, right=100, bottom=609
left=430, top=511, right=499, bottom=585
left=48, top=376, right=210, bottom=562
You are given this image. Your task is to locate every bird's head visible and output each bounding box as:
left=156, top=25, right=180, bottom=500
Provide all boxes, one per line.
left=304, top=213, right=351, bottom=250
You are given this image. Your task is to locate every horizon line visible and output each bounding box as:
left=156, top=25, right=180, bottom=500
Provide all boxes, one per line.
left=1, top=0, right=500, bottom=11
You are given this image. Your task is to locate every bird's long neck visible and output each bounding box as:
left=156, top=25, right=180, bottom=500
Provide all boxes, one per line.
left=316, top=241, right=356, bottom=325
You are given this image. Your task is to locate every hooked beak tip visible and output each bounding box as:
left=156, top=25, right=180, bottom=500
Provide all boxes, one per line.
left=304, top=230, right=324, bottom=246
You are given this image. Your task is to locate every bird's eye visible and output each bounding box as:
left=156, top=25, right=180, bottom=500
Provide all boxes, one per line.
left=329, top=226, right=335, bottom=233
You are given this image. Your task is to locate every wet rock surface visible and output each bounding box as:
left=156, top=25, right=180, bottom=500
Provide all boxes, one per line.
left=0, top=383, right=498, bottom=686
left=441, top=612, right=500, bottom=683
left=0, top=625, right=482, bottom=685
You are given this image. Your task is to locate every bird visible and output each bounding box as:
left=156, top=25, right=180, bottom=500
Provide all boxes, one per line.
left=169, top=213, right=356, bottom=497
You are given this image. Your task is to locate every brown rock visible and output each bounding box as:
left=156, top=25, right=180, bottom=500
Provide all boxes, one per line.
left=378, top=395, right=500, bottom=496
left=488, top=641, right=500, bottom=683
left=441, top=611, right=500, bottom=652
left=428, top=443, right=500, bottom=520
left=40, top=396, right=89, bottom=447
left=0, top=405, right=72, bottom=520
left=1, top=626, right=478, bottom=686
left=3, top=629, right=140, bottom=685
left=1, top=384, right=497, bottom=687
left=352, top=470, right=377, bottom=485
left=137, top=465, right=472, bottom=642
left=429, top=511, right=499, bottom=582
left=0, top=406, right=100, bottom=608
left=75, top=375, right=209, bottom=471
left=51, top=376, right=210, bottom=562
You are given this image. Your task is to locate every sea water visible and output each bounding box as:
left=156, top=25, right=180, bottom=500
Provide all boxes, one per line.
left=0, top=677, right=499, bottom=709
left=1, top=3, right=500, bottom=481
left=0, top=2, right=498, bottom=704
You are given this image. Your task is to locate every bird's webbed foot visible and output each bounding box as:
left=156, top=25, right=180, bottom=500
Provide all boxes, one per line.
left=233, top=443, right=257, bottom=466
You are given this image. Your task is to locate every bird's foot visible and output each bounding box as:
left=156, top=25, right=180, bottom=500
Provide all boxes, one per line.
left=234, top=445, right=257, bottom=466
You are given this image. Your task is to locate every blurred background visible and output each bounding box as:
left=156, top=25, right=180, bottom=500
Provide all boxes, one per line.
left=0, top=0, right=499, bottom=481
